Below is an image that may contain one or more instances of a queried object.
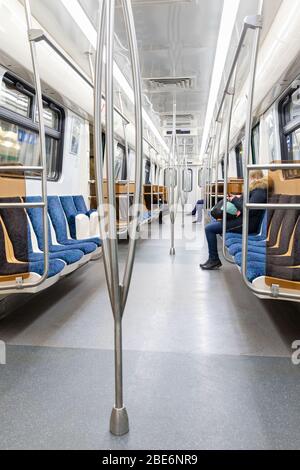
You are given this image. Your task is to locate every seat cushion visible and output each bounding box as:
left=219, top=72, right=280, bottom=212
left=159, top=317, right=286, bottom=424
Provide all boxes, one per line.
left=29, top=259, right=65, bottom=278
left=247, top=262, right=266, bottom=282
left=27, top=250, right=84, bottom=265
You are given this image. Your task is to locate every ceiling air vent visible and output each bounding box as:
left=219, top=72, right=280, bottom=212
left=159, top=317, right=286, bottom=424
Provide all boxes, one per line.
left=162, top=113, right=194, bottom=128
left=144, top=76, right=195, bottom=92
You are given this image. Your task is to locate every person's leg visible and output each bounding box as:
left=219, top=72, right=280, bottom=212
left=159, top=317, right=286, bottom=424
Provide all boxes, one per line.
left=192, top=200, right=203, bottom=216
left=200, top=222, right=223, bottom=270
left=206, top=222, right=222, bottom=260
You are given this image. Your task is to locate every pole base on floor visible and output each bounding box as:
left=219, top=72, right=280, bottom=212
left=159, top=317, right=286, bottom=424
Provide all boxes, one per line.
left=169, top=247, right=176, bottom=256
left=110, top=407, right=129, bottom=436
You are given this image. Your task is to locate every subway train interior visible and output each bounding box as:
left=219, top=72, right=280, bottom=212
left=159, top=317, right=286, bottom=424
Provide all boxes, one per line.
left=0, top=0, right=300, bottom=452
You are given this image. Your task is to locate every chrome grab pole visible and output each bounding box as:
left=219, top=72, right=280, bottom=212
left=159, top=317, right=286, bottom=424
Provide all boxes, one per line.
left=169, top=101, right=177, bottom=256
left=94, top=0, right=143, bottom=436
left=222, top=67, right=237, bottom=264
left=214, top=115, right=223, bottom=207
left=180, top=139, right=188, bottom=228
left=209, top=135, right=216, bottom=211
left=0, top=0, right=49, bottom=292
left=215, top=13, right=263, bottom=123
left=241, top=0, right=265, bottom=293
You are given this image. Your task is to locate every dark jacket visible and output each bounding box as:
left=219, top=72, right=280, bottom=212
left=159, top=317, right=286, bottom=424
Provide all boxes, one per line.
left=225, top=177, right=269, bottom=234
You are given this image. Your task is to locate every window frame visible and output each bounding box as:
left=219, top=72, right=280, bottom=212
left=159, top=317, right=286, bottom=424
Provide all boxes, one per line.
left=0, top=73, right=65, bottom=181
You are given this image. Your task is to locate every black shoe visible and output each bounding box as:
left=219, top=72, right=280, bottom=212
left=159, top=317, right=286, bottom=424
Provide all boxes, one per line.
left=200, top=259, right=222, bottom=270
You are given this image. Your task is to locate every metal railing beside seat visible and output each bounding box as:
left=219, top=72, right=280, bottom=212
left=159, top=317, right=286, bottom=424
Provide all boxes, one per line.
left=94, top=0, right=143, bottom=436
left=0, top=0, right=50, bottom=293
left=239, top=0, right=300, bottom=302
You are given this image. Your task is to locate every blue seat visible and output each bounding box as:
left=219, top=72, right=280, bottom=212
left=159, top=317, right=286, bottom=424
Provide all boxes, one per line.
left=28, top=259, right=66, bottom=278
left=234, top=251, right=266, bottom=267
left=47, top=196, right=100, bottom=253
left=0, top=198, right=65, bottom=279
left=59, top=196, right=101, bottom=246
left=247, top=262, right=266, bottom=283
left=73, top=195, right=96, bottom=216
left=226, top=211, right=268, bottom=248
left=26, top=225, right=84, bottom=266
left=26, top=197, right=86, bottom=264
left=228, top=241, right=267, bottom=257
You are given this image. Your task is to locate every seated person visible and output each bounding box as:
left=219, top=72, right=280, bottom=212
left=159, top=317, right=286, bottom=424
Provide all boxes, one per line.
left=191, top=200, right=204, bottom=216
left=200, top=170, right=269, bottom=271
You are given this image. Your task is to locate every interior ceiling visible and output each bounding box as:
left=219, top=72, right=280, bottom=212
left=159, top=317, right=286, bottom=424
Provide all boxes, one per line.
left=23, top=0, right=224, bottom=157
left=113, top=0, right=224, bottom=141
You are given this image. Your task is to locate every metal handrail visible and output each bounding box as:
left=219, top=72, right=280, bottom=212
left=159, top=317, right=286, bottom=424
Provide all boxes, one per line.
left=94, top=0, right=143, bottom=436
left=180, top=139, right=189, bottom=228
left=239, top=0, right=300, bottom=301
left=169, top=101, right=177, bottom=256
left=209, top=134, right=216, bottom=211
left=215, top=13, right=263, bottom=123
left=222, top=67, right=237, bottom=264
left=0, top=0, right=49, bottom=291
left=214, top=117, right=224, bottom=206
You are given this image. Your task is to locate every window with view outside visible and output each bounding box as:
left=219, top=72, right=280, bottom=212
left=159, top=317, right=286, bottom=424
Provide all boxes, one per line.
left=0, top=74, right=64, bottom=181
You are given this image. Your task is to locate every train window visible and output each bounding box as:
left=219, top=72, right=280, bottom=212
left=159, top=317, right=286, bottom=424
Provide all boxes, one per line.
left=114, top=143, right=126, bottom=181
left=182, top=168, right=193, bottom=192
left=280, top=86, right=300, bottom=178
left=35, top=101, right=61, bottom=131
left=0, top=119, right=61, bottom=179
left=0, top=77, right=33, bottom=118
left=235, top=143, right=243, bottom=178
left=220, top=156, right=225, bottom=179
left=145, top=159, right=151, bottom=184
left=251, top=125, right=260, bottom=164
left=286, top=128, right=300, bottom=160
left=0, top=74, right=64, bottom=181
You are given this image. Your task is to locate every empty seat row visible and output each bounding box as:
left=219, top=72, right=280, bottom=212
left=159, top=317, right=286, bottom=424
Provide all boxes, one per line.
left=60, top=195, right=99, bottom=239
left=225, top=195, right=300, bottom=283
left=0, top=195, right=102, bottom=293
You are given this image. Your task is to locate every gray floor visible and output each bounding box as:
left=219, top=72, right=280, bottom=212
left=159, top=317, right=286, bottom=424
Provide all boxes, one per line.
left=1, top=216, right=300, bottom=450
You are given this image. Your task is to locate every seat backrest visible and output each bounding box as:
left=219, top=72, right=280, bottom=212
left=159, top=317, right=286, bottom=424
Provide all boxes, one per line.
left=267, top=195, right=291, bottom=247
left=267, top=195, right=300, bottom=258
left=73, top=195, right=88, bottom=213
left=0, top=215, right=29, bottom=277
left=26, top=196, right=53, bottom=250
left=47, top=196, right=69, bottom=243
left=0, top=197, right=29, bottom=262
left=0, top=216, right=7, bottom=266
left=60, top=196, right=79, bottom=238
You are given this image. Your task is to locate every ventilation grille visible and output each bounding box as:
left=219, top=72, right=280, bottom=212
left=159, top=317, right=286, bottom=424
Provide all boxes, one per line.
left=144, top=76, right=195, bottom=92
left=161, top=113, right=194, bottom=128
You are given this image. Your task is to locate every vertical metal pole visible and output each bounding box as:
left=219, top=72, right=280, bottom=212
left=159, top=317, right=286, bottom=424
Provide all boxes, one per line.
left=181, top=139, right=188, bottom=228
left=24, top=0, right=49, bottom=282
left=121, top=0, right=144, bottom=309
left=222, top=68, right=237, bottom=264
left=214, top=116, right=223, bottom=206
left=242, top=2, right=263, bottom=286
left=209, top=135, right=216, bottom=211
left=170, top=101, right=176, bottom=256
left=94, top=0, right=114, bottom=305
